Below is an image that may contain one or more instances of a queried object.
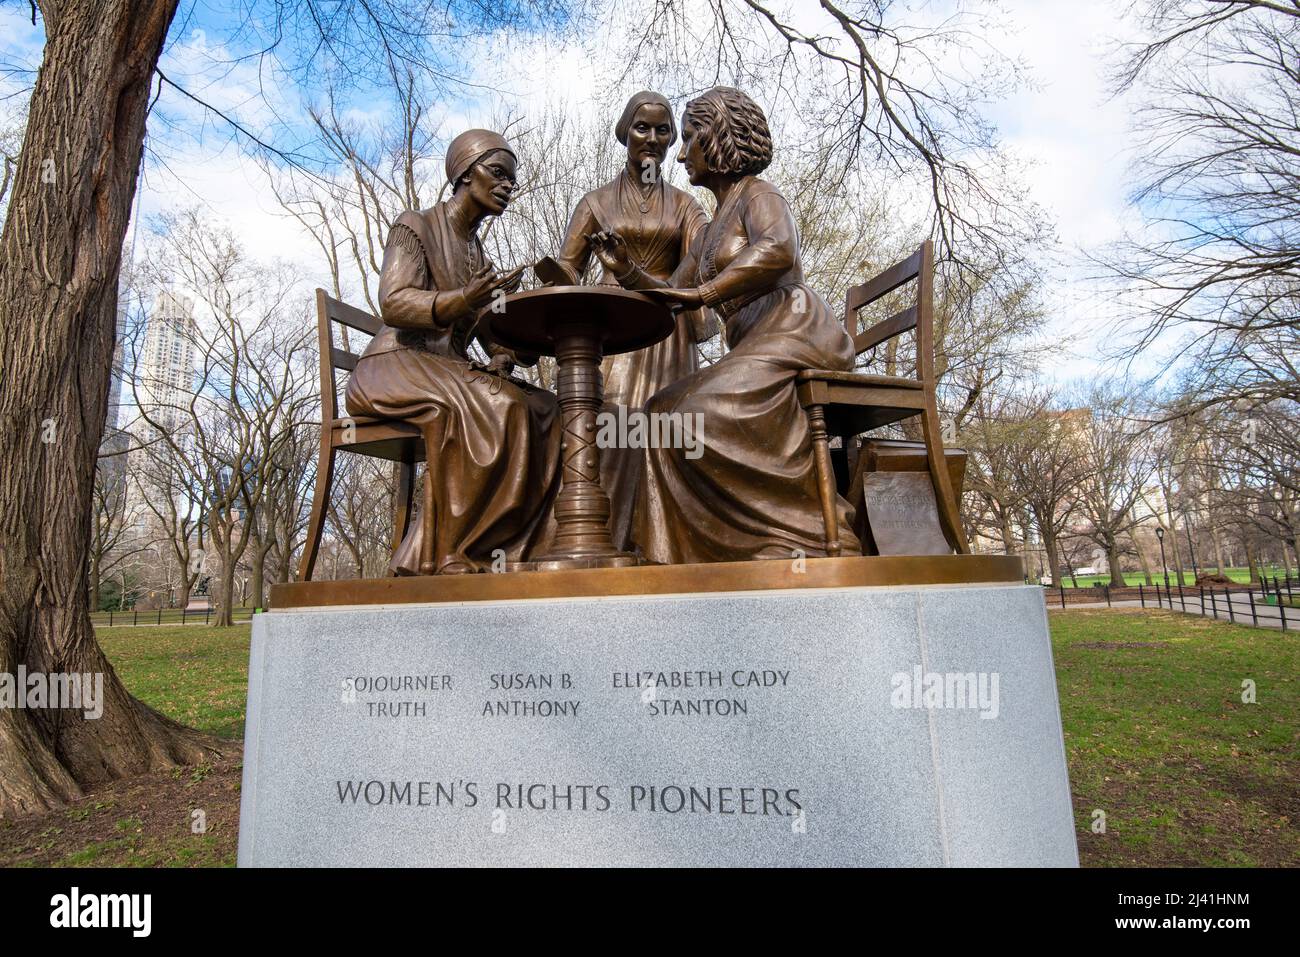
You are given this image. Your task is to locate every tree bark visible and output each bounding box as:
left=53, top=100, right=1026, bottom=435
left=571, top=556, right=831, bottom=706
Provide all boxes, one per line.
left=250, top=542, right=270, bottom=612
left=1244, top=537, right=1259, bottom=584
left=1107, top=538, right=1125, bottom=588
left=0, top=0, right=221, bottom=818
left=1000, top=514, right=1017, bottom=555
left=89, top=554, right=101, bottom=611
left=1042, top=529, right=1061, bottom=587
left=1212, top=527, right=1228, bottom=575
left=1166, top=512, right=1185, bottom=586
left=1131, top=533, right=1154, bottom=586
left=214, top=549, right=236, bottom=628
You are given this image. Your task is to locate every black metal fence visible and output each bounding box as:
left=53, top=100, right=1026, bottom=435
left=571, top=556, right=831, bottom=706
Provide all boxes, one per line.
left=1045, top=575, right=1296, bottom=631
left=1136, top=577, right=1294, bottom=631
left=1045, top=574, right=1289, bottom=629
left=91, top=605, right=259, bottom=627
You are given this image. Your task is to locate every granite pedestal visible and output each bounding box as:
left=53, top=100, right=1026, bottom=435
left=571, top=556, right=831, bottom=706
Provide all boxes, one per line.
left=237, top=582, right=1078, bottom=866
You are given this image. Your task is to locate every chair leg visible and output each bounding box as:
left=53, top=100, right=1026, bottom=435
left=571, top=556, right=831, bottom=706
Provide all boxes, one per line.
left=418, top=418, right=444, bottom=575
left=418, top=463, right=436, bottom=575
left=298, top=444, right=336, bottom=582
left=920, top=401, right=970, bottom=554
left=390, top=458, right=415, bottom=575
left=806, top=403, right=841, bottom=558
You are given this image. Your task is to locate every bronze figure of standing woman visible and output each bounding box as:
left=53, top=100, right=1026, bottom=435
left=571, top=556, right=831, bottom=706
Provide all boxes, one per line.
left=549, top=91, right=717, bottom=551
left=591, top=87, right=862, bottom=563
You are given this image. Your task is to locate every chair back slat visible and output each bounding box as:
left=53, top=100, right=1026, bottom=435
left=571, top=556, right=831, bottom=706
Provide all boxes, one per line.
left=330, top=346, right=359, bottom=373
left=316, top=288, right=381, bottom=428
left=316, top=288, right=338, bottom=424
left=845, top=247, right=922, bottom=317
left=853, top=304, right=917, bottom=354
left=843, top=241, right=934, bottom=385
left=327, top=295, right=382, bottom=336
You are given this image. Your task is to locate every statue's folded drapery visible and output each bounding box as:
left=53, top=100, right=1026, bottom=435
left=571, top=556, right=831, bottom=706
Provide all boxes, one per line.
left=632, top=176, right=863, bottom=564
left=345, top=203, right=560, bottom=574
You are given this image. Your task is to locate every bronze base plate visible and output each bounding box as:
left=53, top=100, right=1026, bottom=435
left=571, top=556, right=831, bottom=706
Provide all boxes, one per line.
left=528, top=553, right=641, bottom=572
left=273, top=554, right=1025, bottom=609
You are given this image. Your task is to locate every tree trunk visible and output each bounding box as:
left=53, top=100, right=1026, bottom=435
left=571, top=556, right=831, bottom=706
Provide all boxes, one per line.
left=1166, top=515, right=1185, bottom=586
left=1212, top=527, right=1228, bottom=575
left=214, top=551, right=236, bottom=628
left=89, top=553, right=101, bottom=611
left=0, top=0, right=222, bottom=818
left=1244, top=537, right=1259, bottom=584
left=250, top=544, right=270, bottom=612
left=1131, top=533, right=1154, bottom=586
left=1106, top=537, right=1125, bottom=588
left=1039, top=528, right=1058, bottom=587
left=1000, top=513, right=1017, bottom=555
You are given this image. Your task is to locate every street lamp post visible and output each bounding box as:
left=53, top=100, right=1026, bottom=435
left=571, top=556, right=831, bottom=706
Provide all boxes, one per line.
left=1156, top=526, right=1170, bottom=591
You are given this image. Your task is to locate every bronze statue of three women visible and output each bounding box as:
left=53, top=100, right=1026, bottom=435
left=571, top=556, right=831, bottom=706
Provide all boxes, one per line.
left=352, top=87, right=862, bottom=575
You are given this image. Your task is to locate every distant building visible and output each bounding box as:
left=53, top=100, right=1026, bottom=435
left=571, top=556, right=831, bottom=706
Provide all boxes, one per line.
left=134, top=290, right=197, bottom=435
left=122, top=291, right=199, bottom=544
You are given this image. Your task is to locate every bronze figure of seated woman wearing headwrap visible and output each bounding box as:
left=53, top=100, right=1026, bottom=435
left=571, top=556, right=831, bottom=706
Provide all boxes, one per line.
left=345, top=129, right=561, bottom=575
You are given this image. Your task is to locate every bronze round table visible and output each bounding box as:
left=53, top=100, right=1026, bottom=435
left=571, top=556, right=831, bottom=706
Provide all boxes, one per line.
left=488, top=285, right=674, bottom=570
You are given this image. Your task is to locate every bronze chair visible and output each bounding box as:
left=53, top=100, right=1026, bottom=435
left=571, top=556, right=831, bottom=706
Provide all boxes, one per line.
left=796, top=240, right=970, bottom=555
left=298, top=289, right=423, bottom=581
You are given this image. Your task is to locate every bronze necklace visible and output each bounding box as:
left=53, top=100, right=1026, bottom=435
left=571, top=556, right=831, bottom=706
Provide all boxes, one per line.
left=630, top=166, right=657, bottom=215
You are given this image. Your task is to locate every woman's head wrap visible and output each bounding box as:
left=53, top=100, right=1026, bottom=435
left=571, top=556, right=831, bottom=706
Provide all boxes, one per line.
left=445, top=129, right=516, bottom=186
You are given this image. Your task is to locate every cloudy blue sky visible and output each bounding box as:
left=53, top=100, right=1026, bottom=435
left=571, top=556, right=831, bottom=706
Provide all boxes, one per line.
left=0, top=0, right=1160, bottom=385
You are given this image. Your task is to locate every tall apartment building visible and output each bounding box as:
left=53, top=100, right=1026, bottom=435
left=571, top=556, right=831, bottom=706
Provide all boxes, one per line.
left=122, top=291, right=199, bottom=543
left=135, top=290, right=198, bottom=435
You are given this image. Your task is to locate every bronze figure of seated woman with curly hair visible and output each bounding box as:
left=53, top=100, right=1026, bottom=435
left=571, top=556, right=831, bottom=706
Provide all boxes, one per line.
left=590, top=86, right=862, bottom=563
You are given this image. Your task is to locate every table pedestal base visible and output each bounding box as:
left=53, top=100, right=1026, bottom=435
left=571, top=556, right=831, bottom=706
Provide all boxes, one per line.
left=530, top=319, right=639, bottom=571
left=532, top=554, right=639, bottom=572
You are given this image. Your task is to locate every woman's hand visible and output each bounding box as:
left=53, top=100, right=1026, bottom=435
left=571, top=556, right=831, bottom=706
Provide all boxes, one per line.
left=463, top=263, right=500, bottom=311
left=643, top=286, right=704, bottom=310
left=464, top=263, right=527, bottom=311
left=495, top=264, right=527, bottom=295
left=469, top=352, right=515, bottom=379
left=483, top=353, right=515, bottom=377
left=586, top=229, right=635, bottom=280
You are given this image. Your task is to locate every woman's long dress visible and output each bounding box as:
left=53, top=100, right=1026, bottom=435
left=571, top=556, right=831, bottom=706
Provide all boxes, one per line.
left=552, top=169, right=714, bottom=550
left=631, top=176, right=862, bottom=563
left=345, top=204, right=560, bottom=574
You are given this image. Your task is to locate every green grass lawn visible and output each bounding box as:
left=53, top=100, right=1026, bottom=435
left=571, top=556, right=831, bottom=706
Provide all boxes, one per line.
left=0, top=624, right=251, bottom=868
left=2, top=610, right=1296, bottom=866
left=99, top=623, right=252, bottom=739
left=1053, top=609, right=1298, bottom=866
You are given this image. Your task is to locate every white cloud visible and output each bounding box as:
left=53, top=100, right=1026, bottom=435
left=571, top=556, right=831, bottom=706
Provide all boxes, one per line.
left=987, top=0, right=1165, bottom=383
left=5, top=0, right=1178, bottom=388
